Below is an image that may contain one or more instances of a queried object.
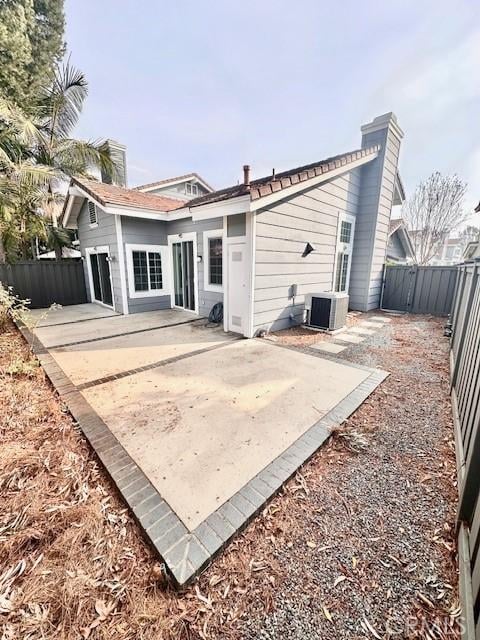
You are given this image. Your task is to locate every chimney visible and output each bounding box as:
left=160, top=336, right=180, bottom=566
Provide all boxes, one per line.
left=100, top=139, right=128, bottom=187
left=348, top=112, right=404, bottom=312
left=243, top=164, right=250, bottom=186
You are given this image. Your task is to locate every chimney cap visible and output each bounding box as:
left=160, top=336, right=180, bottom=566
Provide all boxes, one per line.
left=361, top=112, right=404, bottom=140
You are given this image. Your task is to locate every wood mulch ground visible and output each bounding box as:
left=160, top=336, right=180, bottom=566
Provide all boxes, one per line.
left=0, top=314, right=460, bottom=639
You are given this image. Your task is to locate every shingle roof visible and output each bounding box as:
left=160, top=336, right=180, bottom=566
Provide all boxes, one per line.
left=72, top=177, right=186, bottom=212
left=187, top=146, right=380, bottom=208
left=134, top=172, right=214, bottom=192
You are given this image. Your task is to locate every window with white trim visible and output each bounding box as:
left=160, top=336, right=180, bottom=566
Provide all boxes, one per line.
left=334, top=215, right=355, bottom=293
left=335, top=251, right=350, bottom=292
left=186, top=182, right=198, bottom=196
left=88, top=200, right=98, bottom=226
left=203, top=230, right=223, bottom=291
left=126, top=244, right=168, bottom=298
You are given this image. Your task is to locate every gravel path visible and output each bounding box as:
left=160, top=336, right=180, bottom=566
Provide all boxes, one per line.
left=237, top=314, right=459, bottom=639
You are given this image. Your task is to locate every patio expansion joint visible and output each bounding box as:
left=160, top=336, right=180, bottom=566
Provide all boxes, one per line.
left=15, top=317, right=389, bottom=589
left=76, top=337, right=241, bottom=390
left=48, top=316, right=205, bottom=349
left=35, top=312, right=119, bottom=328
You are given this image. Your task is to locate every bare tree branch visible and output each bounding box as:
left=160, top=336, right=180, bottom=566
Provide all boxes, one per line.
left=402, top=172, right=468, bottom=265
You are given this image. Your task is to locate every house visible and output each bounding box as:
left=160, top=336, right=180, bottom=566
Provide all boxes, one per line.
left=432, top=237, right=466, bottom=265
left=387, top=218, right=414, bottom=264
left=62, top=112, right=405, bottom=337
left=135, top=173, right=214, bottom=201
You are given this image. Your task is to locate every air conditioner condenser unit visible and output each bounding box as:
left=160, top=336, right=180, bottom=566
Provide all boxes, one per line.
left=304, top=292, right=349, bottom=331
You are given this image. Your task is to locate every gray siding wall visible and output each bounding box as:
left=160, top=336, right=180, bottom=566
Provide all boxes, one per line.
left=253, top=170, right=362, bottom=333
left=77, top=201, right=125, bottom=313
left=387, top=231, right=406, bottom=262
left=167, top=216, right=224, bottom=317
left=349, top=119, right=403, bottom=311
left=120, top=216, right=170, bottom=313
left=80, top=210, right=225, bottom=316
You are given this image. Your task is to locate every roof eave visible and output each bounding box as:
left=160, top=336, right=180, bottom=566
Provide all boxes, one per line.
left=250, top=151, right=379, bottom=212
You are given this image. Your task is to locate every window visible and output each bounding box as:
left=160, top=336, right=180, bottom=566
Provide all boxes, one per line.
left=148, top=252, right=163, bottom=289
left=186, top=182, right=198, bottom=196
left=126, top=244, right=167, bottom=298
left=334, top=214, right=355, bottom=293
left=209, top=238, right=223, bottom=285
left=335, top=252, right=349, bottom=292
left=88, top=201, right=98, bottom=226
left=339, top=220, right=352, bottom=243
left=203, top=230, right=223, bottom=291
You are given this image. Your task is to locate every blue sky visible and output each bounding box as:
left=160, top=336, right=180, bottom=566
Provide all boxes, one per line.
left=65, top=0, right=479, bottom=215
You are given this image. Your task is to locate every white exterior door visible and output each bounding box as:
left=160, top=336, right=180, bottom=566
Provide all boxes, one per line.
left=227, top=241, right=248, bottom=334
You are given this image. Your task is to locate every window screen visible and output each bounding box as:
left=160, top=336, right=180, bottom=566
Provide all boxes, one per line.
left=132, top=251, right=149, bottom=291
left=208, top=237, right=223, bottom=285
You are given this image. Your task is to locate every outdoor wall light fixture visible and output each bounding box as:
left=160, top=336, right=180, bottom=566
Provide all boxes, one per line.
left=197, top=255, right=203, bottom=263
left=106, top=256, right=115, bottom=263
left=302, top=242, right=315, bottom=257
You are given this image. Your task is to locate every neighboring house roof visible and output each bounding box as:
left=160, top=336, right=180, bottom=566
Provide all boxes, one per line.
left=186, top=146, right=380, bottom=208
left=71, top=177, right=186, bottom=212
left=393, top=172, right=406, bottom=206
left=464, top=241, right=480, bottom=260
left=388, top=218, right=404, bottom=235
left=135, top=173, right=214, bottom=193
left=387, top=218, right=415, bottom=260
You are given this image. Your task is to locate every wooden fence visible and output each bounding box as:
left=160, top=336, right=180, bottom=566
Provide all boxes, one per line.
left=381, top=264, right=458, bottom=315
left=0, top=260, right=87, bottom=308
left=450, top=260, right=480, bottom=638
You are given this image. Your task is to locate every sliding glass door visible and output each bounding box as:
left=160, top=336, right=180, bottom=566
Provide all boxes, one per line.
left=172, top=240, right=195, bottom=311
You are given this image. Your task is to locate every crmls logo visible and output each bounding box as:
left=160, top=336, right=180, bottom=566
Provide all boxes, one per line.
left=383, top=614, right=466, bottom=636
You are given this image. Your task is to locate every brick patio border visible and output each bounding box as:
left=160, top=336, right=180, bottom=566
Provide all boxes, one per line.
left=16, top=319, right=388, bottom=587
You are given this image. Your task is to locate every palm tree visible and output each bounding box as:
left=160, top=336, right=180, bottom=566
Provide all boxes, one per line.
left=0, top=61, right=116, bottom=262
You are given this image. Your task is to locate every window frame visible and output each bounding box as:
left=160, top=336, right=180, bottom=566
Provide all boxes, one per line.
left=333, top=213, right=355, bottom=293
left=203, top=229, right=224, bottom=293
left=125, top=243, right=169, bottom=298
left=186, top=182, right=198, bottom=196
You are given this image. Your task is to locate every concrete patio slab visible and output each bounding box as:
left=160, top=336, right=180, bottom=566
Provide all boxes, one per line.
left=35, top=308, right=199, bottom=348
left=21, top=307, right=389, bottom=587
left=83, top=339, right=371, bottom=530
left=29, top=302, right=118, bottom=327
left=311, top=342, right=347, bottom=354
left=369, top=316, right=392, bottom=323
left=51, top=322, right=236, bottom=386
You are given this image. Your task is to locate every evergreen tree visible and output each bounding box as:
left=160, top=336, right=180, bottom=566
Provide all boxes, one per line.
left=0, top=0, right=65, bottom=109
